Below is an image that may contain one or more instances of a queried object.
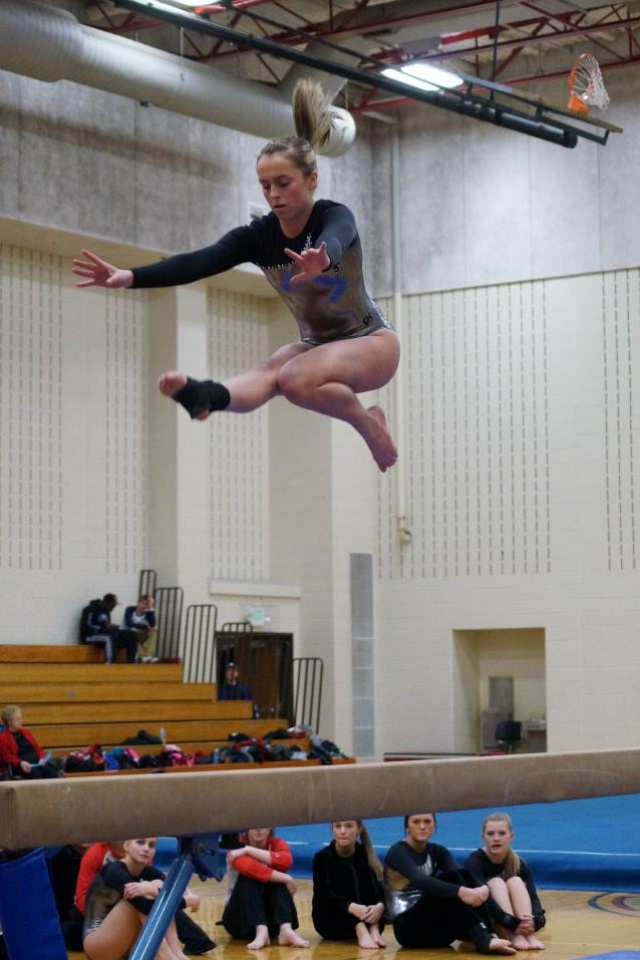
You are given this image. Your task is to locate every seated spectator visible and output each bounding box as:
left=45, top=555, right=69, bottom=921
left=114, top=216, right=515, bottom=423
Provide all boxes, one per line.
left=217, top=662, right=252, bottom=701
left=79, top=593, right=138, bottom=663
left=76, top=840, right=214, bottom=957
left=83, top=837, right=195, bottom=960
left=0, top=705, right=61, bottom=779
left=312, top=820, right=385, bottom=948
left=384, top=813, right=515, bottom=955
left=123, top=595, right=158, bottom=663
left=465, top=813, right=546, bottom=951
left=222, top=826, right=309, bottom=949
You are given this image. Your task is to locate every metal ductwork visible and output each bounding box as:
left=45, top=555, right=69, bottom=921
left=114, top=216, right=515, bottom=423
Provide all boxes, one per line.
left=0, top=0, right=355, bottom=153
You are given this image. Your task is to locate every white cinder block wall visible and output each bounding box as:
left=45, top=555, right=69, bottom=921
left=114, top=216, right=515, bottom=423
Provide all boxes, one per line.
left=1, top=62, right=640, bottom=755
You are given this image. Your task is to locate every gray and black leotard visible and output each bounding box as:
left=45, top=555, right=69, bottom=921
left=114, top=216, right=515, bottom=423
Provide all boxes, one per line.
left=131, top=200, right=393, bottom=346
left=82, top=860, right=184, bottom=940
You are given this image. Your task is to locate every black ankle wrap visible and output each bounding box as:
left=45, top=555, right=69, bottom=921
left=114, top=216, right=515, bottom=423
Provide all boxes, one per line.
left=172, top=378, right=230, bottom=418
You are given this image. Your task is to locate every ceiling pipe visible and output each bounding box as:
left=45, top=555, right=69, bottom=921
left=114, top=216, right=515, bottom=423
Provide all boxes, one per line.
left=0, top=0, right=355, bottom=151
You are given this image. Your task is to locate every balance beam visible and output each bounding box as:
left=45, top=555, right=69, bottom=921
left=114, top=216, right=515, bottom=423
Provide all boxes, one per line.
left=1, top=748, right=638, bottom=850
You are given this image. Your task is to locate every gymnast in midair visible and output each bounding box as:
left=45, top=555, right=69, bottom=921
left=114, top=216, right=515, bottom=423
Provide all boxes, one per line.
left=72, top=79, right=400, bottom=472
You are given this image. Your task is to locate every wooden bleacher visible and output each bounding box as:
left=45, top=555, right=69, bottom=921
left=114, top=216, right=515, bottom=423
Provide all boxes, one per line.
left=0, top=645, right=353, bottom=770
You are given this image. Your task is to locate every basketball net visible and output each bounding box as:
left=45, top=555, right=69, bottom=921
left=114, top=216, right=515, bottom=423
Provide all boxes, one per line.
left=567, top=53, right=609, bottom=115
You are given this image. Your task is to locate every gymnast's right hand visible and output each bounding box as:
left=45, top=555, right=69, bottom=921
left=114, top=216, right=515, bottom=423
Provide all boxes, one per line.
left=72, top=248, right=134, bottom=289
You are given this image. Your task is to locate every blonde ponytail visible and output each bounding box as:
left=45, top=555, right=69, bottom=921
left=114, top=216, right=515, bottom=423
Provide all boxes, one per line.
left=292, top=78, right=335, bottom=151
left=358, top=821, right=384, bottom=881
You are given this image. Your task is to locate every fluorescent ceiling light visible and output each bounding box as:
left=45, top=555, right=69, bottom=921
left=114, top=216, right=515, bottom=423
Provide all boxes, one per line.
left=144, top=0, right=203, bottom=8
left=382, top=63, right=463, bottom=92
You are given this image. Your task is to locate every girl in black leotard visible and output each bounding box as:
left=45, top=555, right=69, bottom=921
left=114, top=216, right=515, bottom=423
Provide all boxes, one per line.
left=73, top=80, right=400, bottom=473
left=465, top=812, right=546, bottom=951
left=83, top=838, right=197, bottom=960
left=384, top=813, right=516, bottom=956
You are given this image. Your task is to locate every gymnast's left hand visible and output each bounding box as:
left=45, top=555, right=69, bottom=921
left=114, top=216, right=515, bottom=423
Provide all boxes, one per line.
left=284, top=242, right=330, bottom=284
left=72, top=249, right=134, bottom=289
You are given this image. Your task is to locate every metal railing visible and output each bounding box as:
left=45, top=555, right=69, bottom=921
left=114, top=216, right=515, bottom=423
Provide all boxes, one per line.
left=181, top=604, right=218, bottom=682
left=292, top=657, right=324, bottom=731
left=154, top=586, right=184, bottom=660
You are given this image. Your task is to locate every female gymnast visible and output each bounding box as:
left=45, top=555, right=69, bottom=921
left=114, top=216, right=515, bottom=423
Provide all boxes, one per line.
left=82, top=837, right=198, bottom=960
left=72, top=80, right=400, bottom=472
left=312, top=819, right=386, bottom=948
left=465, top=812, right=546, bottom=950
left=222, top=826, right=309, bottom=950
left=384, top=813, right=516, bottom=955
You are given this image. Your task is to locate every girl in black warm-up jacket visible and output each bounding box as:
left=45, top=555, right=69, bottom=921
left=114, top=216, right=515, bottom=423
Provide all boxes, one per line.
left=312, top=820, right=385, bottom=949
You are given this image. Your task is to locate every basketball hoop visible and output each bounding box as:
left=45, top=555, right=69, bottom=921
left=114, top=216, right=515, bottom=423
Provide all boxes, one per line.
left=567, top=53, right=609, bottom=115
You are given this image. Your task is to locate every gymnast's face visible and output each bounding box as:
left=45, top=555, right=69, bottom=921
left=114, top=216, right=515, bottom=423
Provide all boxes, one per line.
left=405, top=814, right=436, bottom=849
left=257, top=153, right=317, bottom=236
left=332, top=820, right=360, bottom=854
left=482, top=819, right=514, bottom=860
left=247, top=827, right=271, bottom=848
left=124, top=838, right=157, bottom=869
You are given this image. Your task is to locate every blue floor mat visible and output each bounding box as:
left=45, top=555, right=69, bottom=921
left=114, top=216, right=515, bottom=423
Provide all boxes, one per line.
left=153, top=794, right=640, bottom=892
left=276, top=794, right=640, bottom=892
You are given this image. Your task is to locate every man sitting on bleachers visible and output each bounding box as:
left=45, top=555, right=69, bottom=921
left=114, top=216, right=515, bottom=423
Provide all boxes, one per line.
left=79, top=593, right=138, bottom=664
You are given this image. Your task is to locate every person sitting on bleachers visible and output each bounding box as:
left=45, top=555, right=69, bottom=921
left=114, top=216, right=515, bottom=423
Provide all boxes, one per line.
left=123, top=594, right=158, bottom=663
left=79, top=593, right=139, bottom=664
left=217, top=662, right=252, bottom=701
left=0, top=704, right=61, bottom=779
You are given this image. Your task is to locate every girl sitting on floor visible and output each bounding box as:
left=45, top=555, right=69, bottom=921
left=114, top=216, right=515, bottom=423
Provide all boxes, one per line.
left=312, top=819, right=385, bottom=948
left=385, top=812, right=516, bottom=955
left=83, top=837, right=199, bottom=960
left=465, top=812, right=546, bottom=950
left=222, top=827, right=309, bottom=950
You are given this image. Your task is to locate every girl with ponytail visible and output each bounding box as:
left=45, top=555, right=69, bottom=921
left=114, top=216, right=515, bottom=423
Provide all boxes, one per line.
left=74, top=80, right=400, bottom=472
left=465, top=813, right=546, bottom=950
left=312, top=820, right=386, bottom=948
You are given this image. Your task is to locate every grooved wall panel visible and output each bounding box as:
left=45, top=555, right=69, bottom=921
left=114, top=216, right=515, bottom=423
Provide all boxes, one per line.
left=104, top=290, right=148, bottom=575
left=0, top=246, right=63, bottom=571
left=207, top=290, right=269, bottom=581
left=0, top=245, right=149, bottom=582
left=603, top=269, right=640, bottom=571
left=377, top=278, right=551, bottom=580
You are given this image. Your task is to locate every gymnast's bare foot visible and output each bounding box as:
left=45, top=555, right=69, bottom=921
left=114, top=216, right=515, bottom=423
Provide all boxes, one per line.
left=277, top=924, right=310, bottom=948
left=355, top=926, right=379, bottom=949
left=363, top=406, right=398, bottom=472
left=525, top=936, right=545, bottom=950
left=158, top=371, right=211, bottom=421
left=247, top=926, right=270, bottom=950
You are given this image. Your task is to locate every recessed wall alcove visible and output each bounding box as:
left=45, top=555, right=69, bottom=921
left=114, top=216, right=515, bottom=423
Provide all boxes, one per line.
left=453, top=628, right=546, bottom=754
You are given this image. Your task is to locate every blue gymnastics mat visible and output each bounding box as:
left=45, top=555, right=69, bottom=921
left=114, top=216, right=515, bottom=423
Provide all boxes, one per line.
left=154, top=794, right=640, bottom=892
left=275, top=793, right=640, bottom=892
